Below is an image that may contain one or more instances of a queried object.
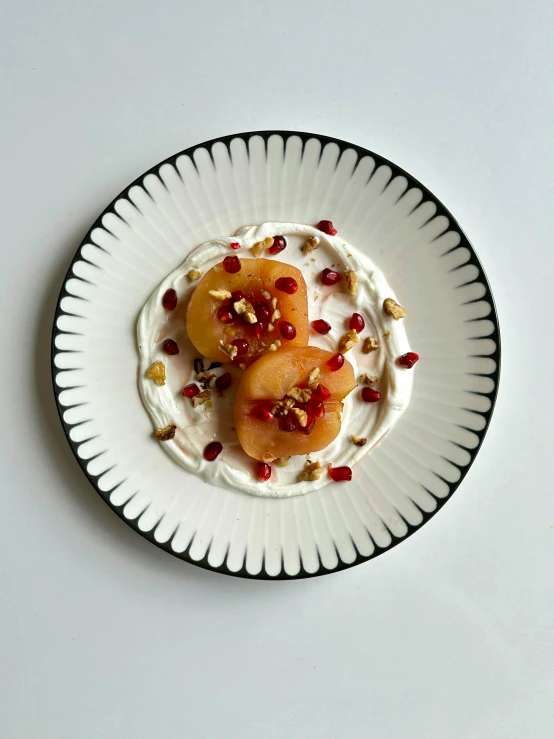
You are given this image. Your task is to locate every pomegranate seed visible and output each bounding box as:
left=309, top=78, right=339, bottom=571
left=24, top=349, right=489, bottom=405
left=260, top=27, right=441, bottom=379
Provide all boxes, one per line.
left=223, top=255, right=241, bottom=273
left=231, top=338, right=249, bottom=356
left=203, top=441, right=222, bottom=461
left=230, top=241, right=240, bottom=250
left=251, top=322, right=262, bottom=339
left=328, top=464, right=352, bottom=482
left=349, top=312, right=365, bottom=333
left=311, top=319, right=331, bottom=335
left=217, top=305, right=235, bottom=324
left=306, top=397, right=324, bottom=418
left=253, top=301, right=270, bottom=322
left=320, top=268, right=341, bottom=286
left=162, top=288, right=177, bottom=311
left=279, top=321, right=296, bottom=340
left=162, top=339, right=179, bottom=355
left=312, top=384, right=331, bottom=401
left=231, top=290, right=246, bottom=303
left=254, top=406, right=274, bottom=422
left=275, top=276, right=298, bottom=294
left=298, top=416, right=316, bottom=435
left=317, top=220, right=338, bottom=236
left=279, top=414, right=295, bottom=431
left=327, top=352, right=344, bottom=371
left=256, top=461, right=272, bottom=481
left=398, top=352, right=420, bottom=369
left=215, top=372, right=232, bottom=391
left=268, top=235, right=287, bottom=255
left=182, top=384, right=200, bottom=398
left=361, top=387, right=381, bottom=403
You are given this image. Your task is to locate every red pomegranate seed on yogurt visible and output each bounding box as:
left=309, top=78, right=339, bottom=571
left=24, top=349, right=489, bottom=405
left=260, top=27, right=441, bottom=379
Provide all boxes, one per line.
left=223, top=255, right=241, bottom=274
left=256, top=461, right=272, bottom=481
left=398, top=352, right=420, bottom=369
left=162, top=288, right=177, bottom=311
left=268, top=235, right=287, bottom=255
left=217, top=305, right=235, bottom=324
left=162, top=339, right=179, bottom=355
left=298, top=416, right=316, bottom=435
left=312, top=384, right=331, bottom=401
left=203, top=441, right=222, bottom=461
left=275, top=276, right=298, bottom=294
left=279, top=321, right=296, bottom=340
left=361, top=387, right=381, bottom=403
left=317, top=220, right=338, bottom=236
left=349, top=312, right=365, bottom=333
left=254, top=406, right=274, bottom=422
left=279, top=414, right=296, bottom=431
left=320, top=268, right=341, bottom=286
left=231, top=338, right=249, bottom=356
left=182, top=383, right=200, bottom=398
left=230, top=241, right=241, bottom=250
left=215, top=372, right=232, bottom=391
left=328, top=464, right=352, bottom=482
left=311, top=319, right=331, bottom=335
left=305, top=397, right=324, bottom=418
left=327, top=352, right=344, bottom=372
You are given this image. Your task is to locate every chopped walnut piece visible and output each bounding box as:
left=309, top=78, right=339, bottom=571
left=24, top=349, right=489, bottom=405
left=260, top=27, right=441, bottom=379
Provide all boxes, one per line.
left=191, top=390, right=211, bottom=408
left=261, top=289, right=271, bottom=300
left=291, top=407, right=308, bottom=427
left=274, top=456, right=290, bottom=467
left=362, top=336, right=379, bottom=353
left=207, top=375, right=218, bottom=390
left=344, top=269, right=358, bottom=296
left=196, top=370, right=211, bottom=382
left=146, top=361, right=166, bottom=386
left=271, top=398, right=295, bottom=417
left=286, top=386, right=312, bottom=403
left=209, top=289, right=232, bottom=300
left=219, top=341, right=238, bottom=360
left=339, top=329, right=360, bottom=354
left=234, top=297, right=257, bottom=323
left=155, top=424, right=176, bottom=441
left=271, top=309, right=281, bottom=323
left=187, top=268, right=202, bottom=281
left=307, top=367, right=321, bottom=390
left=266, top=339, right=281, bottom=352
left=383, top=331, right=391, bottom=339
left=383, top=297, right=406, bottom=320
left=267, top=323, right=274, bottom=332
left=360, top=372, right=378, bottom=386
left=301, top=235, right=320, bottom=254
left=299, top=460, right=322, bottom=482
left=351, top=435, right=367, bottom=447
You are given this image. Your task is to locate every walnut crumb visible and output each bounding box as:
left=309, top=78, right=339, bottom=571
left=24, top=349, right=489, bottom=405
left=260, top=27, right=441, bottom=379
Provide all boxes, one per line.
left=308, top=367, right=321, bottom=390
left=383, top=297, right=406, bottom=320
left=351, top=435, right=367, bottom=447
left=271, top=297, right=277, bottom=309
left=209, top=289, right=232, bottom=300
left=344, top=269, right=358, bottom=296
left=191, top=390, right=211, bottom=408
left=362, top=336, right=379, bottom=353
left=187, top=268, right=202, bottom=281
left=207, top=375, right=218, bottom=390
left=286, top=386, right=312, bottom=403
left=219, top=341, right=238, bottom=360
left=274, top=456, right=290, bottom=467
left=291, top=407, right=308, bottom=427
left=271, top=309, right=281, bottom=323
left=301, top=235, right=320, bottom=254
left=234, top=297, right=257, bottom=323
left=250, top=241, right=264, bottom=258
left=339, top=329, right=360, bottom=354
left=155, top=424, right=176, bottom=441
left=360, top=372, right=378, bottom=386
left=146, top=361, right=166, bottom=386
left=261, top=289, right=271, bottom=300
left=267, top=323, right=274, bottom=332
left=383, top=331, right=391, bottom=339
left=299, top=460, right=322, bottom=482
left=271, top=398, right=295, bottom=417
left=238, top=363, right=246, bottom=370
left=313, top=290, right=319, bottom=302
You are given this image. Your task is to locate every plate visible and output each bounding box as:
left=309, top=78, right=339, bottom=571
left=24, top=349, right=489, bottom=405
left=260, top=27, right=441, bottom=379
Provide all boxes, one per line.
left=52, top=131, right=500, bottom=579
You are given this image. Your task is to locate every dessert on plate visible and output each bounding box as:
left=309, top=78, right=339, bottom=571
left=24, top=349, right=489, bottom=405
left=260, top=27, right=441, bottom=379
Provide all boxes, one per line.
left=137, top=221, right=418, bottom=497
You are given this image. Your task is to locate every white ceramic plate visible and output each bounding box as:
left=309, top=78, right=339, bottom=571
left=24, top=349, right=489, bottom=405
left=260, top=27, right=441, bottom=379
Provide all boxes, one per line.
left=52, top=131, right=500, bottom=579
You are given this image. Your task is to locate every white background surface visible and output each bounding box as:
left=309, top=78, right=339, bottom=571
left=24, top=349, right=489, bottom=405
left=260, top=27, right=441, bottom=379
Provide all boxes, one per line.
left=1, top=1, right=553, bottom=737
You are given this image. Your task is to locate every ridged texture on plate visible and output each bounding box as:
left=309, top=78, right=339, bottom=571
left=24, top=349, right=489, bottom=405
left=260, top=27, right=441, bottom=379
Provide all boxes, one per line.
left=52, top=132, right=500, bottom=579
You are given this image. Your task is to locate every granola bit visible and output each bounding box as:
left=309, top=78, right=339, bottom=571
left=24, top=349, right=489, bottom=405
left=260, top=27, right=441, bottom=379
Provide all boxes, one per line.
left=234, top=297, right=257, bottom=324
left=307, top=367, right=321, bottom=390
left=274, top=457, right=290, bottom=467
left=362, top=336, right=379, bottom=353
left=187, top=268, right=202, bottom=281
left=261, top=289, right=271, bottom=300
left=383, top=331, right=391, bottom=339
left=191, top=390, right=211, bottom=408
left=209, top=289, right=232, bottom=300
left=383, top=297, right=406, bottom=320
left=271, top=309, right=281, bottom=323
left=146, top=361, right=166, bottom=386
left=339, top=329, right=360, bottom=354
left=155, top=424, right=176, bottom=441
left=344, top=269, right=358, bottom=296
left=360, top=372, right=378, bottom=386
left=351, top=435, right=367, bottom=447
left=219, top=341, right=238, bottom=360
left=301, top=235, right=320, bottom=254
left=286, top=386, right=312, bottom=403
left=291, top=407, right=308, bottom=427
left=299, top=460, right=322, bottom=482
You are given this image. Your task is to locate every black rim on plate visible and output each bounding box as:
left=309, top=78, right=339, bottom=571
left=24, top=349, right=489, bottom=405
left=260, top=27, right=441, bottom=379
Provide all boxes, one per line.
left=51, top=130, right=501, bottom=580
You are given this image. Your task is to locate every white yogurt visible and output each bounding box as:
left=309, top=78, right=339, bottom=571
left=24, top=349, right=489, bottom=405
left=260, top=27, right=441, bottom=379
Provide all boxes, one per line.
left=137, top=222, right=413, bottom=497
